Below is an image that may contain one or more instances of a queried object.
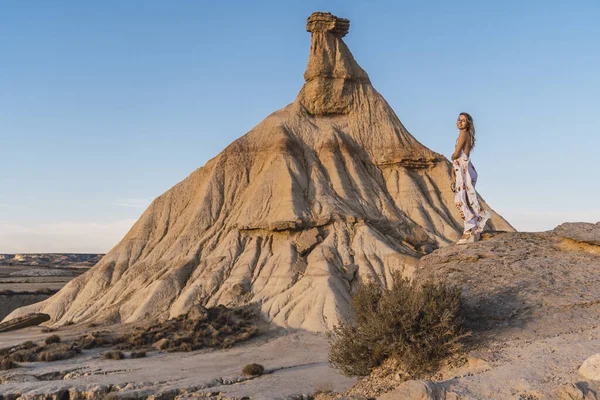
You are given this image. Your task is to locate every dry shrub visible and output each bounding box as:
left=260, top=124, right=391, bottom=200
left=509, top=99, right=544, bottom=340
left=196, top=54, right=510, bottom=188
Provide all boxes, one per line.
left=328, top=273, right=468, bottom=377
left=5, top=341, right=41, bottom=363
left=78, top=333, right=111, bottom=349
left=1, top=358, right=20, bottom=370
left=113, top=304, right=258, bottom=353
left=1, top=340, right=79, bottom=364
left=313, top=381, right=335, bottom=395
left=37, top=343, right=78, bottom=362
left=20, top=341, right=37, bottom=349
left=44, top=334, right=61, bottom=345
left=179, top=342, right=193, bottom=352
left=41, top=327, right=57, bottom=333
left=102, top=351, right=124, bottom=360
left=9, top=351, right=32, bottom=363
left=242, top=363, right=265, bottom=376
left=130, top=351, right=146, bottom=359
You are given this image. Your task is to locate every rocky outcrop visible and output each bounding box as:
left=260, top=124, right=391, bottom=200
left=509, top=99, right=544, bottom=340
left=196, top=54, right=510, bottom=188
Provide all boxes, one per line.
left=579, top=354, right=600, bottom=381
left=3, top=12, right=512, bottom=332
left=416, top=227, right=600, bottom=335
left=355, top=224, right=600, bottom=399
left=554, top=222, right=600, bottom=246
left=0, top=313, right=50, bottom=333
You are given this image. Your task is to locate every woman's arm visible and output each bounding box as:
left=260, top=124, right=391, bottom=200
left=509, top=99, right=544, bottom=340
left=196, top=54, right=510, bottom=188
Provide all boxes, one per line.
left=451, top=131, right=467, bottom=160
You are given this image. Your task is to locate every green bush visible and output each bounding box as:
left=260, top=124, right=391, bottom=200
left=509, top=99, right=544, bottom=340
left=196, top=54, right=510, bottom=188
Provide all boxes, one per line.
left=242, top=363, right=265, bottom=376
left=328, top=273, right=468, bottom=377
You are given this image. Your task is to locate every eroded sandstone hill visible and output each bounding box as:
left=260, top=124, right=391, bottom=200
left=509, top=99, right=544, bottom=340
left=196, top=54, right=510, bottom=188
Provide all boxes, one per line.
left=5, top=12, right=512, bottom=332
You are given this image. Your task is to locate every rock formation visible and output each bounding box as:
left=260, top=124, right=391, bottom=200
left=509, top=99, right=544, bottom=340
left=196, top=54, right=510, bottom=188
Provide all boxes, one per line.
left=4, top=12, right=512, bottom=332
left=342, top=223, right=600, bottom=399
left=0, top=313, right=50, bottom=333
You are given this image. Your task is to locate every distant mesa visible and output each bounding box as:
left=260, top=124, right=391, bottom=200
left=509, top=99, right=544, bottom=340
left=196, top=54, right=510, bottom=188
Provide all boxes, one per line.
left=4, top=12, right=513, bottom=332
left=0, top=254, right=103, bottom=267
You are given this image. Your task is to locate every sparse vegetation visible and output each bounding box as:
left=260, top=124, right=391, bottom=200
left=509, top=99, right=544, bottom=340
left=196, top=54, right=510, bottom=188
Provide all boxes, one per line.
left=313, top=381, right=335, bottom=396
left=20, top=341, right=36, bottom=349
left=242, top=363, right=265, bottom=376
left=1, top=358, right=20, bottom=370
left=130, top=351, right=146, bottom=358
left=102, top=351, right=125, bottom=360
left=178, top=342, right=193, bottom=352
left=37, top=343, right=78, bottom=362
left=44, top=334, right=61, bottom=345
left=41, top=327, right=57, bottom=333
left=2, top=341, right=79, bottom=364
left=75, top=331, right=114, bottom=349
left=328, top=272, right=468, bottom=377
left=110, top=304, right=258, bottom=353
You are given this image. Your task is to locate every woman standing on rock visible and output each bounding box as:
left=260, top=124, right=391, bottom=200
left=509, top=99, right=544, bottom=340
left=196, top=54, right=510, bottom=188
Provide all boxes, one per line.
left=451, top=112, right=491, bottom=244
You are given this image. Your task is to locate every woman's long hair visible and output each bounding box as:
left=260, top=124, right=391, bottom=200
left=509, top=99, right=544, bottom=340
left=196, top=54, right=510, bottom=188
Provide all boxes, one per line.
left=460, top=112, right=476, bottom=149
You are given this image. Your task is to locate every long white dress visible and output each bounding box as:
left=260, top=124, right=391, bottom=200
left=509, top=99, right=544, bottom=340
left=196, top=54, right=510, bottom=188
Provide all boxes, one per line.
left=453, top=150, right=491, bottom=235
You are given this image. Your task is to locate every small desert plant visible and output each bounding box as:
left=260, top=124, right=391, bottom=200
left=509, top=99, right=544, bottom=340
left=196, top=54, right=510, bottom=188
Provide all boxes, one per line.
left=41, top=327, right=57, bottom=333
left=44, top=334, right=61, bottom=345
left=328, top=273, right=468, bottom=377
left=179, top=342, right=193, bottom=352
left=242, top=363, right=265, bottom=376
left=313, top=381, right=334, bottom=395
left=20, top=341, right=37, bottom=349
left=90, top=305, right=257, bottom=354
left=37, top=348, right=76, bottom=362
left=1, top=358, right=20, bottom=370
left=102, top=351, right=125, bottom=360
left=130, top=351, right=146, bottom=359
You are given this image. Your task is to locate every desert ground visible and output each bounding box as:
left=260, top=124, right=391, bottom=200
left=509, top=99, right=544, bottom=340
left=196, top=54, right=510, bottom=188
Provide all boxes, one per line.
left=1, top=225, right=599, bottom=400
left=0, top=325, right=355, bottom=400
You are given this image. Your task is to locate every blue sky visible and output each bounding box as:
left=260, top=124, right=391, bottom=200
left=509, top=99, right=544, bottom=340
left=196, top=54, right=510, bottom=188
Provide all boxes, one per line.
left=1, top=0, right=599, bottom=253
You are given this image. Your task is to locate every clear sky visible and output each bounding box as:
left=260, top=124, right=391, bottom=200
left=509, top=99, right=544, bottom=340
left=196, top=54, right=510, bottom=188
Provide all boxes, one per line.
left=1, top=1, right=599, bottom=253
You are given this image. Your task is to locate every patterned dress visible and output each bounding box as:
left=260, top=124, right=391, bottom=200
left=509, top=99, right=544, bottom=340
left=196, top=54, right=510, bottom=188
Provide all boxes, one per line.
left=453, top=150, right=491, bottom=235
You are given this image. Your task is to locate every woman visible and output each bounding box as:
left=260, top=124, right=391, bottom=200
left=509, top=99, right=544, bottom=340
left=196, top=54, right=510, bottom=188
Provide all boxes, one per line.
left=451, top=112, right=491, bottom=244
